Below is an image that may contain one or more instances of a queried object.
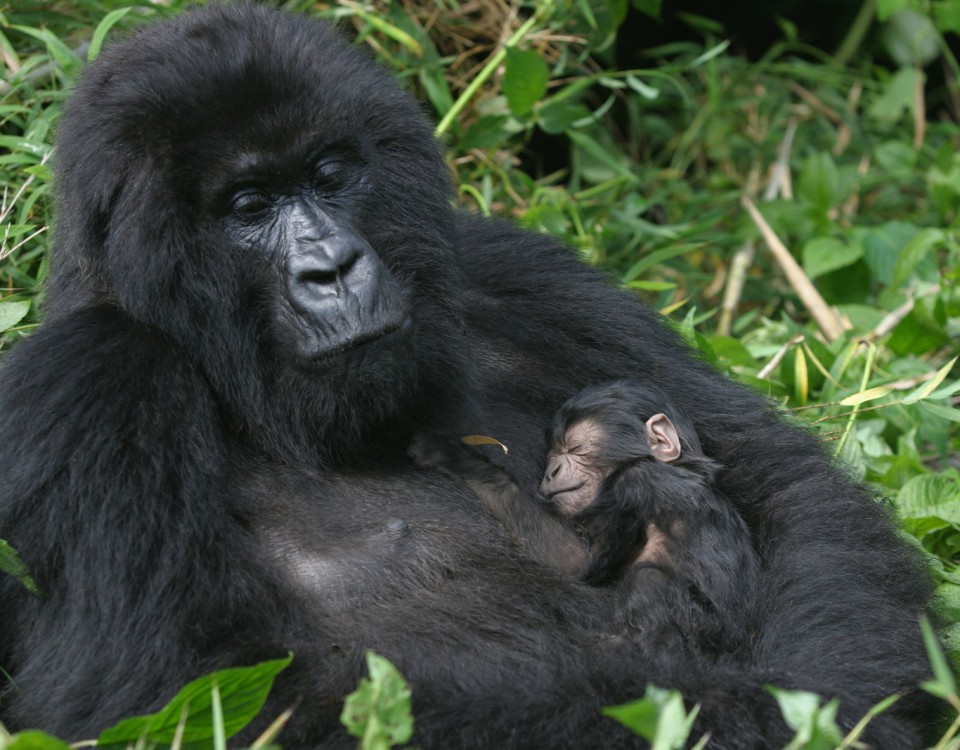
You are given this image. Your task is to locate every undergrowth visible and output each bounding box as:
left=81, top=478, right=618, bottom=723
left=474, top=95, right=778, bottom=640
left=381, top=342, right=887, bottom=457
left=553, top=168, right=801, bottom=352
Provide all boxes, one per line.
left=1, top=0, right=958, bottom=747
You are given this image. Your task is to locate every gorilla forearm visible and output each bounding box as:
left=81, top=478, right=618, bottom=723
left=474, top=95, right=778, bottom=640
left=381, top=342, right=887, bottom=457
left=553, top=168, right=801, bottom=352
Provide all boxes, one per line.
left=409, top=436, right=588, bottom=575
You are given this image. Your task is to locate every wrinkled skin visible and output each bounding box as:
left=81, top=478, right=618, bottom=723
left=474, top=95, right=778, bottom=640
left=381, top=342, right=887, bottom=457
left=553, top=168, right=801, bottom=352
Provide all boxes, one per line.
left=0, top=6, right=942, bottom=750
left=541, top=411, right=681, bottom=514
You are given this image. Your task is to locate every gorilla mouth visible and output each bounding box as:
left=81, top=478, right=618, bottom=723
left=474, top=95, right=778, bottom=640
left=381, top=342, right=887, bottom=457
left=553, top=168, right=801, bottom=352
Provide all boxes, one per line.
left=545, top=482, right=586, bottom=502
left=305, top=313, right=413, bottom=362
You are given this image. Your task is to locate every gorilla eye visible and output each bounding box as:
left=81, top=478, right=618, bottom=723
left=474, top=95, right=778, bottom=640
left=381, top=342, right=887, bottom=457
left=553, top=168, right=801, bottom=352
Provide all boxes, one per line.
left=313, top=160, right=350, bottom=194
left=230, top=189, right=273, bottom=218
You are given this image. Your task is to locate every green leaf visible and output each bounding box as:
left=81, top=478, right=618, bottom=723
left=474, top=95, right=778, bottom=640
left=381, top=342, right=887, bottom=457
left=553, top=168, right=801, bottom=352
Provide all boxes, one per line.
left=97, top=655, right=292, bottom=750
left=882, top=9, right=940, bottom=66
left=625, top=74, right=660, bottom=99
left=801, top=237, right=863, bottom=280
left=5, top=730, right=71, bottom=750
left=919, top=400, right=960, bottom=424
left=459, top=114, right=511, bottom=150
left=888, top=300, right=949, bottom=355
left=937, top=581, right=960, bottom=620
left=0, top=300, right=30, bottom=333
left=567, top=129, right=635, bottom=180
left=603, top=685, right=699, bottom=750
left=863, top=221, right=918, bottom=285
left=901, top=356, right=958, bottom=403
left=839, top=385, right=895, bottom=406
left=631, top=0, right=662, bottom=19
left=502, top=48, right=549, bottom=117
left=877, top=0, right=910, bottom=22
left=868, top=67, right=918, bottom=122
left=797, top=152, right=840, bottom=212
left=892, top=228, right=942, bottom=286
left=538, top=101, right=591, bottom=135
left=623, top=243, right=704, bottom=282
left=896, top=474, right=960, bottom=523
left=934, top=0, right=960, bottom=33
left=687, top=40, right=731, bottom=68
left=352, top=10, right=423, bottom=56
left=11, top=26, right=81, bottom=76
left=920, top=615, right=957, bottom=696
left=875, top=139, right=918, bottom=175
left=88, top=8, right=133, bottom=61
left=340, top=651, right=414, bottom=750
left=766, top=687, right=843, bottom=750
left=0, top=538, right=40, bottom=595
left=628, top=280, right=677, bottom=291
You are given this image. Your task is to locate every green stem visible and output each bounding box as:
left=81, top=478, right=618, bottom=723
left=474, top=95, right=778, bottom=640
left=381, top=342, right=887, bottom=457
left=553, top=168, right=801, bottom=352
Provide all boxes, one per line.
left=435, top=11, right=543, bottom=137
left=834, top=342, right=876, bottom=459
left=833, top=0, right=877, bottom=68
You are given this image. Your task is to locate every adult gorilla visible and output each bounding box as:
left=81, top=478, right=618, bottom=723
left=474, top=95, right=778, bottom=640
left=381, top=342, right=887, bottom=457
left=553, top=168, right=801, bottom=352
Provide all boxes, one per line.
left=0, top=5, right=938, bottom=748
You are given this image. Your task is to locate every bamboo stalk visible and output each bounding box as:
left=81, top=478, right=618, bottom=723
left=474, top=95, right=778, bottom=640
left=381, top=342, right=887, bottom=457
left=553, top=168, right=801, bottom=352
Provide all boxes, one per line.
left=741, top=196, right=847, bottom=342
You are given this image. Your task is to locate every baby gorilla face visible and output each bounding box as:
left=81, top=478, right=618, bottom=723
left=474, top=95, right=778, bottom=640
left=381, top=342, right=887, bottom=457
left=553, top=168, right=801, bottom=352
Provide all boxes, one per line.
left=540, top=420, right=610, bottom=515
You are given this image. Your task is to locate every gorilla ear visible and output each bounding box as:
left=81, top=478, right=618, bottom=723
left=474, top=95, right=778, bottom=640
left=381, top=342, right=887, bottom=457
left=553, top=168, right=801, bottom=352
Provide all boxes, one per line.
left=645, top=413, right=681, bottom=463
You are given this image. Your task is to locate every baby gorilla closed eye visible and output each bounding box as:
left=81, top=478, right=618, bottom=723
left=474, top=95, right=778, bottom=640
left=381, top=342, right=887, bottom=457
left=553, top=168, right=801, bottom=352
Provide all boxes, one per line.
left=410, top=379, right=758, bottom=655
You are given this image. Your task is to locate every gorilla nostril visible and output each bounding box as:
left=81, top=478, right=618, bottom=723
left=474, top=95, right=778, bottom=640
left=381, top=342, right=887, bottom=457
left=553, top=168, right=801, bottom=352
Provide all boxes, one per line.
left=300, top=270, right=339, bottom=287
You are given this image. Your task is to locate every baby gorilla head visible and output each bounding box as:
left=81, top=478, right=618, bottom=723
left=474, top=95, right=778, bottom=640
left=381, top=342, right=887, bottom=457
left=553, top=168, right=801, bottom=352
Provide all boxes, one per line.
left=540, top=380, right=698, bottom=515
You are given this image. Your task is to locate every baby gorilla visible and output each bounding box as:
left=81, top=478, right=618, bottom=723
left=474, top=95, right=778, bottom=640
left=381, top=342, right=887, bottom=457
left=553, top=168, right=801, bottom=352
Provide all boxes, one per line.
left=411, top=380, right=758, bottom=655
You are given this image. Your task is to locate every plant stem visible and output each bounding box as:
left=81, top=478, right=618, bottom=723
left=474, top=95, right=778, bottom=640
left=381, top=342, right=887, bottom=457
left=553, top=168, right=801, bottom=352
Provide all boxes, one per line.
left=835, top=342, right=876, bottom=458
left=833, top=0, right=877, bottom=68
left=435, top=11, right=543, bottom=137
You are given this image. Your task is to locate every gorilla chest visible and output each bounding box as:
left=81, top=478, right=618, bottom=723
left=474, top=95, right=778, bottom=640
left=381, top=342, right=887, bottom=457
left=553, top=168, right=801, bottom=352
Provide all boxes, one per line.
left=239, top=462, right=508, bottom=607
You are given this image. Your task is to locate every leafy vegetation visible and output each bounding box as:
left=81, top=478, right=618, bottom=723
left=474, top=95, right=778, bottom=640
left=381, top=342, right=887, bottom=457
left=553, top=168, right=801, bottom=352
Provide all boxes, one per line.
left=1, top=0, right=958, bottom=746
left=0, top=656, right=292, bottom=749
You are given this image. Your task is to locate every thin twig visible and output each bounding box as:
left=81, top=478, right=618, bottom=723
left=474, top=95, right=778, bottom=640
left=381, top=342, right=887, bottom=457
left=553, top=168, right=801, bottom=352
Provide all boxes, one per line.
left=913, top=64, right=927, bottom=149
left=742, top=196, right=847, bottom=342
left=763, top=117, right=799, bottom=202
left=834, top=341, right=876, bottom=458
left=758, top=333, right=805, bottom=380
left=718, top=243, right=754, bottom=336
left=869, top=294, right=916, bottom=340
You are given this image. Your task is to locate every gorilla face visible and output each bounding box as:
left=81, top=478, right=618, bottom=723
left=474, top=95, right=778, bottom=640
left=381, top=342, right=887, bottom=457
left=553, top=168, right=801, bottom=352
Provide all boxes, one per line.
left=46, top=7, right=473, bottom=463
left=216, top=145, right=412, bottom=364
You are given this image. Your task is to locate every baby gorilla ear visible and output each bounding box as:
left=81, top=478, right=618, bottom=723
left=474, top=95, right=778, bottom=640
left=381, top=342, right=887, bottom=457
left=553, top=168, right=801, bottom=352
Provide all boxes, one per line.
left=645, top=413, right=681, bottom=463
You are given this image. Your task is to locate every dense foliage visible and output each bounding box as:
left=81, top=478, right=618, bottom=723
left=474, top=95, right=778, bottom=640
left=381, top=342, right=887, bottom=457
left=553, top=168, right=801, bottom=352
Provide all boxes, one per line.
left=0, top=0, right=958, bottom=746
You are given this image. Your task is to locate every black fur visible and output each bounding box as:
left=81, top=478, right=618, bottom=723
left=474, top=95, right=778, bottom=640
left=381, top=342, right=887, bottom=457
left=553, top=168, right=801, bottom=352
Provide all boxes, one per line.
left=411, top=380, right=759, bottom=658
left=0, top=5, right=941, bottom=748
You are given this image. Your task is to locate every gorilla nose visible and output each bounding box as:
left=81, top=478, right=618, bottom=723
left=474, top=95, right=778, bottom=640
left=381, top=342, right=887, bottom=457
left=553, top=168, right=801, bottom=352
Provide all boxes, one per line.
left=289, top=241, right=364, bottom=300
left=544, top=456, right=562, bottom=482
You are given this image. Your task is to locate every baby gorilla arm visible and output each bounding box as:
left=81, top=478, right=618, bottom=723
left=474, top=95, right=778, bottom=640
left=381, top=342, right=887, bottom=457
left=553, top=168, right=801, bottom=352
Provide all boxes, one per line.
left=409, top=435, right=588, bottom=574
left=595, top=460, right=758, bottom=654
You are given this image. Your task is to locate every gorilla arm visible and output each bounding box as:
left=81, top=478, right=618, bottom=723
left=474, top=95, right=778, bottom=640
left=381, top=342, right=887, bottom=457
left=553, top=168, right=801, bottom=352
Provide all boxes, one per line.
left=0, top=309, right=271, bottom=736
left=455, top=215, right=938, bottom=746
left=409, top=435, right=587, bottom=575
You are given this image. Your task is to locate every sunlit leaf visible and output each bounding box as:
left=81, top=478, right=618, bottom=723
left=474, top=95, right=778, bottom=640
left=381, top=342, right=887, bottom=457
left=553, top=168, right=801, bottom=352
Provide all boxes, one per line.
left=341, top=651, right=413, bottom=750
left=0, top=538, right=40, bottom=595
left=97, top=656, right=292, bottom=750
left=902, top=356, right=958, bottom=403
left=0, top=300, right=30, bottom=333
left=839, top=385, right=895, bottom=406
left=461, top=435, right=509, bottom=454
left=503, top=47, right=549, bottom=117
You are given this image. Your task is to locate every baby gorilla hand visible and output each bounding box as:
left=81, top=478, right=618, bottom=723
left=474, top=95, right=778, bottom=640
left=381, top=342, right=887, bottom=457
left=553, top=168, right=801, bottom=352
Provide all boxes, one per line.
left=408, top=434, right=481, bottom=478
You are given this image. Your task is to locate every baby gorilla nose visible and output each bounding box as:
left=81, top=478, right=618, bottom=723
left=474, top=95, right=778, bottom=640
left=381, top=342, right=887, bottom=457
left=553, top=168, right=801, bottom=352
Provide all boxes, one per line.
left=544, top=455, right=562, bottom=481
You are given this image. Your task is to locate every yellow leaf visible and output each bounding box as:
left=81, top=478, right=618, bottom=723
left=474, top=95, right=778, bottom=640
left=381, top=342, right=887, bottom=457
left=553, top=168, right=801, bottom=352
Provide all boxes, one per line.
left=461, top=435, right=509, bottom=454
left=840, top=385, right=895, bottom=406
left=902, top=355, right=959, bottom=404
left=794, top=347, right=808, bottom=406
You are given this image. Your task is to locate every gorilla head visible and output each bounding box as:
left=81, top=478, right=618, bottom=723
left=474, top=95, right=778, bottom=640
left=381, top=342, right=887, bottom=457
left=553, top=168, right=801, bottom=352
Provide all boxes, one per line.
left=49, top=6, right=470, bottom=464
